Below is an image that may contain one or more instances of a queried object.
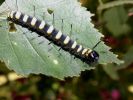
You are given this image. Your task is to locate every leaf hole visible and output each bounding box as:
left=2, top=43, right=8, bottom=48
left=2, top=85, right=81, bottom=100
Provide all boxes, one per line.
left=47, top=8, right=54, bottom=14
left=9, top=22, right=17, bottom=32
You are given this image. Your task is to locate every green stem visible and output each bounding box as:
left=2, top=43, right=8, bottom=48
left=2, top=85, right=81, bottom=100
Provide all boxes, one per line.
left=97, top=0, right=103, bottom=32
left=98, top=0, right=103, bottom=5
left=98, top=0, right=133, bottom=11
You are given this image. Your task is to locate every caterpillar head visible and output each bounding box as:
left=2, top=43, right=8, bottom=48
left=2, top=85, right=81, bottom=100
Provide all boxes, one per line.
left=84, top=49, right=99, bottom=64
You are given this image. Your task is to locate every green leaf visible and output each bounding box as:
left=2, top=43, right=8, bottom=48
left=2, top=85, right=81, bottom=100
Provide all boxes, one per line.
left=117, top=46, right=133, bottom=70
left=103, top=46, right=133, bottom=79
left=103, top=64, right=119, bottom=80
left=0, top=0, right=123, bottom=79
left=103, top=6, right=131, bottom=36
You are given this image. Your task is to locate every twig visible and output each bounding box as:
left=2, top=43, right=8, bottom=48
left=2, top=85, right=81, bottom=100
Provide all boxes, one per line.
left=98, top=0, right=133, bottom=11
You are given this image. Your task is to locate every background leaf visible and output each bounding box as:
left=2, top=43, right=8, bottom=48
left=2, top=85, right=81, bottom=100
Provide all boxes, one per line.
left=103, top=64, right=119, bottom=80
left=103, top=6, right=131, bottom=37
left=103, top=46, right=133, bottom=79
left=117, top=46, right=133, bottom=70
left=0, top=0, right=123, bottom=79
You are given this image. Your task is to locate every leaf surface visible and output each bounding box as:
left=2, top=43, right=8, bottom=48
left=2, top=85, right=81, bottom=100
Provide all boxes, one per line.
left=0, top=0, right=123, bottom=79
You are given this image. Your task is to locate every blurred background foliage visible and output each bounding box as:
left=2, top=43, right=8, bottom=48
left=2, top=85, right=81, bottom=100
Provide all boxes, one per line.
left=0, top=0, right=133, bottom=100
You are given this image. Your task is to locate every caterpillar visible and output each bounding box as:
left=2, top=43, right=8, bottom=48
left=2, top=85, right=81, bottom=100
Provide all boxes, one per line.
left=7, top=11, right=99, bottom=65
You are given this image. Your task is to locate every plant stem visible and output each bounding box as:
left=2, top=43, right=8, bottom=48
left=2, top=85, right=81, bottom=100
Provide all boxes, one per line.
left=98, top=0, right=103, bottom=5
left=98, top=0, right=133, bottom=11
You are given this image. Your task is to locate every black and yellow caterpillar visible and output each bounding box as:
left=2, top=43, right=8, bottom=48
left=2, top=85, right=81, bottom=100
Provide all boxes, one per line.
left=7, top=11, right=99, bottom=65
